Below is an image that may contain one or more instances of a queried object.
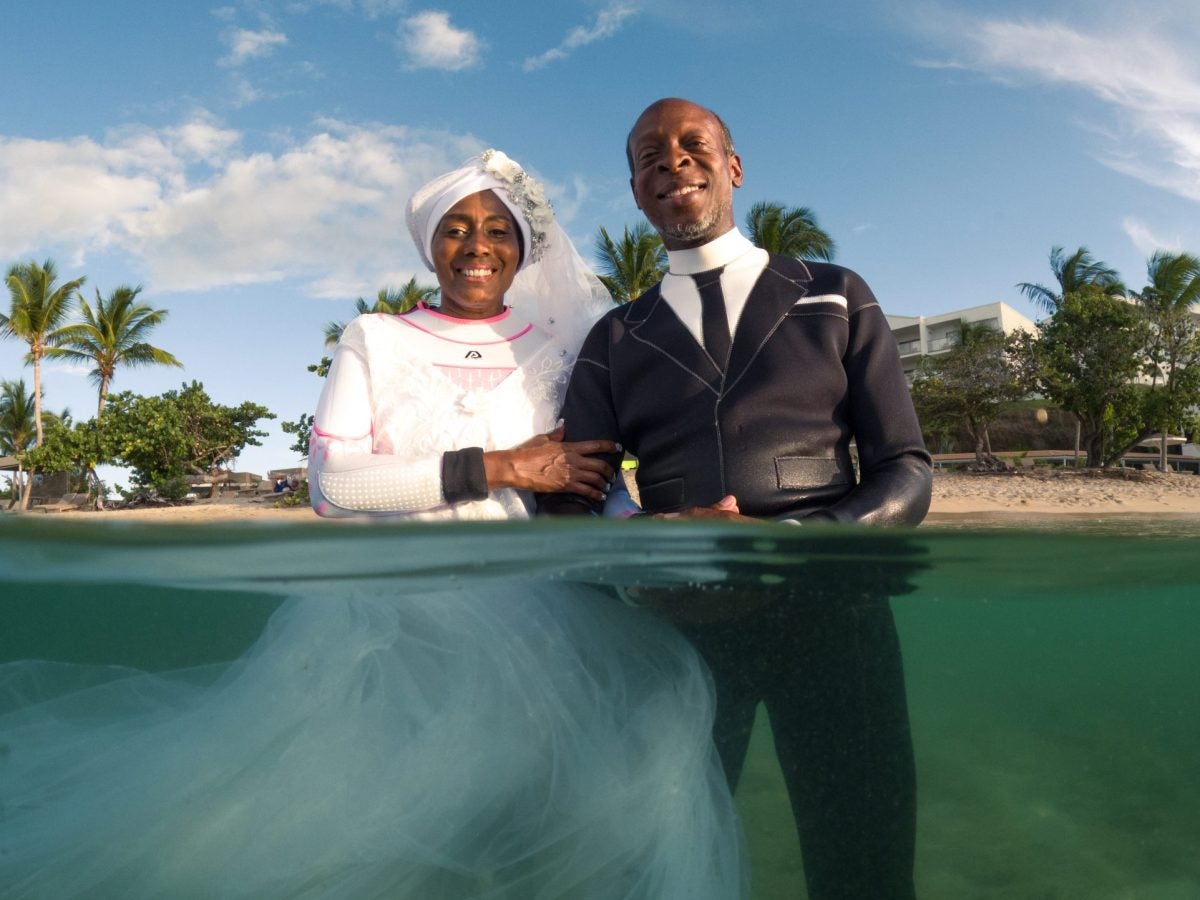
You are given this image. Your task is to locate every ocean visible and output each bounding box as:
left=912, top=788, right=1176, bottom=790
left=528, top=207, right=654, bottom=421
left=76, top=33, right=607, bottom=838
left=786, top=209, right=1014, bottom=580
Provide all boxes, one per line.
left=2, top=516, right=1198, bottom=899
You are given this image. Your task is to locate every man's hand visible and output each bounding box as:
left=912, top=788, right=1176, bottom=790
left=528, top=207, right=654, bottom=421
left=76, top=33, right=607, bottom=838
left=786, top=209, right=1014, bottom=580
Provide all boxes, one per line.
left=655, top=495, right=756, bottom=522
left=485, top=426, right=618, bottom=499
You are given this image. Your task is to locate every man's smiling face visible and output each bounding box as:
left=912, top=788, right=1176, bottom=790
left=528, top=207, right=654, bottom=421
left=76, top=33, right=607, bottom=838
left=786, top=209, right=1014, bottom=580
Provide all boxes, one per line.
left=628, top=99, right=743, bottom=251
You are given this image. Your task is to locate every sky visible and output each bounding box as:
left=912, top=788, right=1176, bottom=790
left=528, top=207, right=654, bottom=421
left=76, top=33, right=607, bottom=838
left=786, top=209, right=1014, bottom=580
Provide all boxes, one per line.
left=3, top=0, right=1199, bottom=482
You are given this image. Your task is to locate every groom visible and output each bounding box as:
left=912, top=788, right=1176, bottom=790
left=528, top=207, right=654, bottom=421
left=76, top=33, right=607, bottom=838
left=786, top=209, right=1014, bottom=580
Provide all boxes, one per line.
left=538, top=98, right=931, bottom=899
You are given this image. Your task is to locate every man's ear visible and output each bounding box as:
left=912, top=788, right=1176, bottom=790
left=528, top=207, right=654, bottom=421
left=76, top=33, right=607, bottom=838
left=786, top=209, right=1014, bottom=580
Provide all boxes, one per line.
left=729, top=153, right=744, bottom=189
left=630, top=176, right=642, bottom=210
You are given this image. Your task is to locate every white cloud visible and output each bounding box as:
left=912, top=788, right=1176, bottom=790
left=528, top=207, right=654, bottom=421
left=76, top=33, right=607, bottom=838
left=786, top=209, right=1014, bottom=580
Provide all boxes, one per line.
left=523, top=2, right=640, bottom=71
left=286, top=0, right=405, bottom=16
left=360, top=0, right=408, bottom=17
left=0, top=115, right=484, bottom=297
left=921, top=11, right=1200, bottom=203
left=221, top=28, right=289, bottom=66
left=229, top=76, right=266, bottom=108
left=398, top=11, right=482, bottom=71
left=164, top=118, right=241, bottom=164
left=1122, top=217, right=1183, bottom=258
left=0, top=133, right=171, bottom=258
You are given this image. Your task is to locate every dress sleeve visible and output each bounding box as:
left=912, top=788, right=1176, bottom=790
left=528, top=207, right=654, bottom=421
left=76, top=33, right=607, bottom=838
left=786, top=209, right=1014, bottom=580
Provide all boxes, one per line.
left=308, top=338, right=451, bottom=518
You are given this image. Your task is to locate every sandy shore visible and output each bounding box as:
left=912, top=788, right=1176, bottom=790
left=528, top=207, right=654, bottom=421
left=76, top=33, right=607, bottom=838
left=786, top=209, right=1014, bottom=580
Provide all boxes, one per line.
left=928, top=467, right=1200, bottom=517
left=6, top=467, right=1200, bottom=524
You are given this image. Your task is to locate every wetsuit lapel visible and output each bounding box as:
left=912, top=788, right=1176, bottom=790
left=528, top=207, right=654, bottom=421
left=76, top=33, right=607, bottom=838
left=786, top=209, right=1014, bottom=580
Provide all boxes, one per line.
left=626, top=284, right=723, bottom=394
left=724, top=259, right=812, bottom=396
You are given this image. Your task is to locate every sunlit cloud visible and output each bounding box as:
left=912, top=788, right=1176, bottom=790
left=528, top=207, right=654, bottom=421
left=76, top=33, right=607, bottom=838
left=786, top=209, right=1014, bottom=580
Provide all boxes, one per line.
left=919, top=11, right=1200, bottom=203
left=1122, top=217, right=1183, bottom=258
left=221, top=28, right=289, bottom=66
left=398, top=10, right=483, bottom=71
left=0, top=116, right=484, bottom=298
left=523, top=2, right=640, bottom=71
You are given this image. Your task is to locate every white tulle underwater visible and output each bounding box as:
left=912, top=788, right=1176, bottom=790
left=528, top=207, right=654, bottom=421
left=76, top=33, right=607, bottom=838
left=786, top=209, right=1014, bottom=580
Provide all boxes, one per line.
left=0, top=581, right=745, bottom=899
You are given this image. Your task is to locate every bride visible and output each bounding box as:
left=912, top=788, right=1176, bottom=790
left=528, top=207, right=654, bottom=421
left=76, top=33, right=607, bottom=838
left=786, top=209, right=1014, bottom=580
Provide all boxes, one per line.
left=0, top=151, right=746, bottom=899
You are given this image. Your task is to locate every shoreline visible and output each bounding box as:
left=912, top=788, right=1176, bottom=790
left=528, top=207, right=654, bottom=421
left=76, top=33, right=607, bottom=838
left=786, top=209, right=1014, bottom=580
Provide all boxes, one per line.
left=927, top=468, right=1200, bottom=517
left=5, top=469, right=1200, bottom=524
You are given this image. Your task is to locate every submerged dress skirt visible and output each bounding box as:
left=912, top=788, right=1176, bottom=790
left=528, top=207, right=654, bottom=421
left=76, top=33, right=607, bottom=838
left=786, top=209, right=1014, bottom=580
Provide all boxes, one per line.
left=0, top=580, right=743, bottom=898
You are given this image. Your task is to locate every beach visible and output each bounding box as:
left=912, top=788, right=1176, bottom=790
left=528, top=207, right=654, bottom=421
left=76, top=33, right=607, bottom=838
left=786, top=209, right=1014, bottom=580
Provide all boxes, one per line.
left=927, top=466, right=1200, bottom=517
left=9, top=467, right=1200, bottom=523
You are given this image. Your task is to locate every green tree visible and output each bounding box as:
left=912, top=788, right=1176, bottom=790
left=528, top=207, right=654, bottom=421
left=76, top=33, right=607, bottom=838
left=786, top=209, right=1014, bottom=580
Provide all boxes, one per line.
left=23, top=415, right=110, bottom=509
left=44, top=284, right=183, bottom=414
left=593, top=223, right=667, bottom=303
left=101, top=381, right=274, bottom=498
left=1017, top=246, right=1125, bottom=315
left=3, top=259, right=84, bottom=445
left=910, top=321, right=1026, bottom=467
left=0, top=378, right=37, bottom=509
left=324, top=279, right=440, bottom=347
left=1013, top=285, right=1151, bottom=467
left=280, top=412, right=313, bottom=458
left=745, top=201, right=836, bottom=261
left=1135, top=251, right=1200, bottom=470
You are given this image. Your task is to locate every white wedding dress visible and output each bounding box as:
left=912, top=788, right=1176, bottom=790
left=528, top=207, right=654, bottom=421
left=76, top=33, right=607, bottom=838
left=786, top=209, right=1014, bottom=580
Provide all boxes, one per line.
left=0, top=310, right=746, bottom=899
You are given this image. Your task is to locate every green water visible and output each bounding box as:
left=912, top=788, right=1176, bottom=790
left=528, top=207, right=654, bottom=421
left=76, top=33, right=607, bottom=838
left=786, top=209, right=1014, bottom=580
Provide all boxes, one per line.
left=2, top=517, right=1199, bottom=899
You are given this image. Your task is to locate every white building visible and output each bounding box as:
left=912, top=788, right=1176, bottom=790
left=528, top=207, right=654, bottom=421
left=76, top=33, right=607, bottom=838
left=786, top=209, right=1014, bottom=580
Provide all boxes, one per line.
left=886, top=301, right=1036, bottom=377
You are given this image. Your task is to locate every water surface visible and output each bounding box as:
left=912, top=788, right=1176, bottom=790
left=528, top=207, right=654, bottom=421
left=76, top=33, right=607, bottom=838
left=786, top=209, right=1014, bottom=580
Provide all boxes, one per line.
left=2, top=517, right=1198, bottom=899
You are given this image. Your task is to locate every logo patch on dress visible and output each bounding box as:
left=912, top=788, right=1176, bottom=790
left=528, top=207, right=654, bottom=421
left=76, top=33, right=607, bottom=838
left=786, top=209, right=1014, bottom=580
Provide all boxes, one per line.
left=464, top=350, right=482, bottom=359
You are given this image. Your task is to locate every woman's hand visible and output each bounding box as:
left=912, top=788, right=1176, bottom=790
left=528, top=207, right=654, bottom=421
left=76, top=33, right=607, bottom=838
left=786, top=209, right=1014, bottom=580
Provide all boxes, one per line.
left=484, top=426, right=619, bottom=499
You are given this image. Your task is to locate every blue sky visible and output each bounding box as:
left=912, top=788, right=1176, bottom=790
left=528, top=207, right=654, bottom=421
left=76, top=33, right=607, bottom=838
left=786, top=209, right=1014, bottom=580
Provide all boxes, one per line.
left=3, top=0, right=1199, bottom=479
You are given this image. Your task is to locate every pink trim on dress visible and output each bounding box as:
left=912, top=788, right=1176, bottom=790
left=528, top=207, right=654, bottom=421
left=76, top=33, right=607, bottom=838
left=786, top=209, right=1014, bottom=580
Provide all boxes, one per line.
left=430, top=364, right=515, bottom=373
left=415, top=301, right=510, bottom=325
left=398, top=303, right=533, bottom=345
left=313, top=423, right=372, bottom=441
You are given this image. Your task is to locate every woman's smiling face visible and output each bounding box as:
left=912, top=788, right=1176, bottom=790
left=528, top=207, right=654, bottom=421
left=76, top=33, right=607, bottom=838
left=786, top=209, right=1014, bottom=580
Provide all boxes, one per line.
left=431, top=190, right=521, bottom=319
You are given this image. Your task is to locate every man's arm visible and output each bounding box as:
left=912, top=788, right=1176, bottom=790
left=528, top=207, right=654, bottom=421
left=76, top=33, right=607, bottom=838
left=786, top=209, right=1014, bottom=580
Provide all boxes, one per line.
left=537, top=317, right=625, bottom=516
left=806, top=270, right=932, bottom=526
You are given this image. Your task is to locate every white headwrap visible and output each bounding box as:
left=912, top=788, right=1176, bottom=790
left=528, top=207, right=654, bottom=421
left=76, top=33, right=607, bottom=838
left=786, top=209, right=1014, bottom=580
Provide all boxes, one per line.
left=405, top=149, right=614, bottom=352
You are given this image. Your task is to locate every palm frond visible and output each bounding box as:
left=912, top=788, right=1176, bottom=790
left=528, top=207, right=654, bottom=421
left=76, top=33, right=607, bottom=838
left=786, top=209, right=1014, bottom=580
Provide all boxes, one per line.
left=593, top=223, right=666, bottom=303
left=745, top=201, right=836, bottom=261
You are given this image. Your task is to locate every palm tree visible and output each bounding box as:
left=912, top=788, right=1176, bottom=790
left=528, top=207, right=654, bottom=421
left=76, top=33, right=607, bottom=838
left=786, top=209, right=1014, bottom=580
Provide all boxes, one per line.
left=1138, top=250, right=1200, bottom=318
left=745, top=201, right=836, bottom=261
left=3, top=259, right=84, bottom=445
left=0, top=378, right=37, bottom=508
left=324, top=278, right=440, bottom=347
left=593, top=223, right=667, bottom=304
left=1017, top=246, right=1125, bottom=315
left=1135, top=250, right=1200, bottom=470
left=46, top=284, right=182, bottom=414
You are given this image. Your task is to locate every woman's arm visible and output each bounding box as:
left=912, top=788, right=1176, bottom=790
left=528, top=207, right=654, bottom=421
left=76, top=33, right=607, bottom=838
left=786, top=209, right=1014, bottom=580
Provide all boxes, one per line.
left=309, top=344, right=619, bottom=518
left=309, top=345, right=449, bottom=517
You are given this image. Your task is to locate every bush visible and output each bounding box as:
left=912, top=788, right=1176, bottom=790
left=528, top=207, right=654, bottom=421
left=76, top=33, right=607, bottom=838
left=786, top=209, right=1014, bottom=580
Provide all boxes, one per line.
left=272, top=480, right=310, bottom=507
left=921, top=401, right=1078, bottom=454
